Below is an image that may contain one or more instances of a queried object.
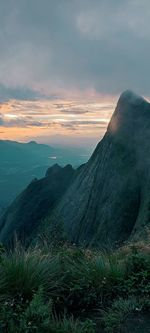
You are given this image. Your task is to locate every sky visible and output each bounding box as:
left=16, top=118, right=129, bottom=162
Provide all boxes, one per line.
left=0, top=0, right=150, bottom=147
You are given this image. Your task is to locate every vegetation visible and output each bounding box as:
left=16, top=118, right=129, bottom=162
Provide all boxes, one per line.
left=0, top=240, right=150, bottom=332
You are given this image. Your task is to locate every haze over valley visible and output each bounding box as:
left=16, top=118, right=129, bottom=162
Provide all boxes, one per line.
left=0, top=139, right=91, bottom=207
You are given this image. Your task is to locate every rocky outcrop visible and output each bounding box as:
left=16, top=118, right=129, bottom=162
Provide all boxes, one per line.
left=48, top=91, right=150, bottom=246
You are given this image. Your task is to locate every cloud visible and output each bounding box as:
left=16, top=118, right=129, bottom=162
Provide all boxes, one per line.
left=0, top=98, right=113, bottom=135
left=0, top=85, right=45, bottom=102
left=54, top=103, right=89, bottom=114
left=0, top=116, right=44, bottom=128
left=1, top=1, right=150, bottom=144
left=61, top=120, right=108, bottom=126
left=0, top=0, right=150, bottom=97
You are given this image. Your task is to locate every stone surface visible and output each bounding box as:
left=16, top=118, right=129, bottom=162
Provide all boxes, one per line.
left=49, top=90, right=150, bottom=247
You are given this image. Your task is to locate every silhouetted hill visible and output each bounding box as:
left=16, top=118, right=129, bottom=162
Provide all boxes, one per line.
left=0, top=164, right=75, bottom=244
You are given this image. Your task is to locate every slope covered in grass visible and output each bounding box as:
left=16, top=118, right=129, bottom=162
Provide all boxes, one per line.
left=0, top=239, right=150, bottom=332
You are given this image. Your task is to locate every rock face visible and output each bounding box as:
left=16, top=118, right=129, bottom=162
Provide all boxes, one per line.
left=49, top=90, right=150, bottom=246
left=0, top=164, right=74, bottom=244
left=1, top=90, right=150, bottom=247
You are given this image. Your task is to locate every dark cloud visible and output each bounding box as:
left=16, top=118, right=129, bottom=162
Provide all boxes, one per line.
left=0, top=85, right=44, bottom=102
left=53, top=103, right=89, bottom=114
left=54, top=103, right=113, bottom=114
left=60, top=119, right=108, bottom=131
left=69, top=120, right=108, bottom=125
left=60, top=108, right=89, bottom=114
left=0, top=0, right=150, bottom=97
left=0, top=85, right=60, bottom=102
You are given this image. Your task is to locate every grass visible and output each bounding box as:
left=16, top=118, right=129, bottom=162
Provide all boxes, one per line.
left=102, top=297, right=150, bottom=333
left=0, top=240, right=150, bottom=332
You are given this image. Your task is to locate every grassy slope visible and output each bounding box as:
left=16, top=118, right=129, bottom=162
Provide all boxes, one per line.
left=0, top=239, right=150, bottom=332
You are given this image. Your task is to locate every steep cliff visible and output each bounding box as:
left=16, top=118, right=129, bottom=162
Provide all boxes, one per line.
left=49, top=91, right=150, bottom=246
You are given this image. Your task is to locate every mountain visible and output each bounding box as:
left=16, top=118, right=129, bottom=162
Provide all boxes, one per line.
left=1, top=90, right=150, bottom=247
left=0, top=140, right=90, bottom=204
left=0, top=164, right=75, bottom=244
left=51, top=90, right=149, bottom=246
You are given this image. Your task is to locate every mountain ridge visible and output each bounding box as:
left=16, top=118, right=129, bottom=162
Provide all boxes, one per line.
left=0, top=164, right=75, bottom=244
left=0, top=90, right=150, bottom=247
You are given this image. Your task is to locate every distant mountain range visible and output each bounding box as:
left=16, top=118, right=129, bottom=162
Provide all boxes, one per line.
left=0, top=140, right=91, bottom=205
left=1, top=90, right=150, bottom=247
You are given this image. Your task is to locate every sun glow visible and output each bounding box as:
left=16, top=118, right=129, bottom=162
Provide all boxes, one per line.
left=4, top=114, right=18, bottom=119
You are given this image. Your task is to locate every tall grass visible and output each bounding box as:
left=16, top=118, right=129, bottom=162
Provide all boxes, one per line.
left=0, top=241, right=149, bottom=332
left=0, top=246, right=64, bottom=303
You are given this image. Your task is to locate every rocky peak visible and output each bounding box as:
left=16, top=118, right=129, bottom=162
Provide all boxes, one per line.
left=117, top=90, right=147, bottom=107
left=108, top=91, right=150, bottom=139
left=45, top=163, right=61, bottom=177
left=46, top=90, right=150, bottom=247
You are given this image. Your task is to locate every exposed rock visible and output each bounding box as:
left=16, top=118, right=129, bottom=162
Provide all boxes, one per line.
left=48, top=90, right=150, bottom=246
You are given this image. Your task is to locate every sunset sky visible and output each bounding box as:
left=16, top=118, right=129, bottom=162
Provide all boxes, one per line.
left=1, top=0, right=150, bottom=147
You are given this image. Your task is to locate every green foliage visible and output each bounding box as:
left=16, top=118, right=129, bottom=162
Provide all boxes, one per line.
left=0, top=288, right=52, bottom=333
left=0, top=243, right=149, bottom=332
left=38, top=218, right=67, bottom=249
left=123, top=248, right=150, bottom=297
left=0, top=246, right=64, bottom=304
left=49, top=317, right=95, bottom=333
left=48, top=248, right=126, bottom=313
left=102, top=297, right=150, bottom=333
left=102, top=298, right=139, bottom=332
left=21, top=288, right=52, bottom=332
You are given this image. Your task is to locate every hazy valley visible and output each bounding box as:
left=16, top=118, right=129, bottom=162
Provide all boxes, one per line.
left=0, top=140, right=91, bottom=208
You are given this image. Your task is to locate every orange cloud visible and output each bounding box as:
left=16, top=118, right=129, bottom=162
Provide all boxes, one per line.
left=0, top=94, right=117, bottom=143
